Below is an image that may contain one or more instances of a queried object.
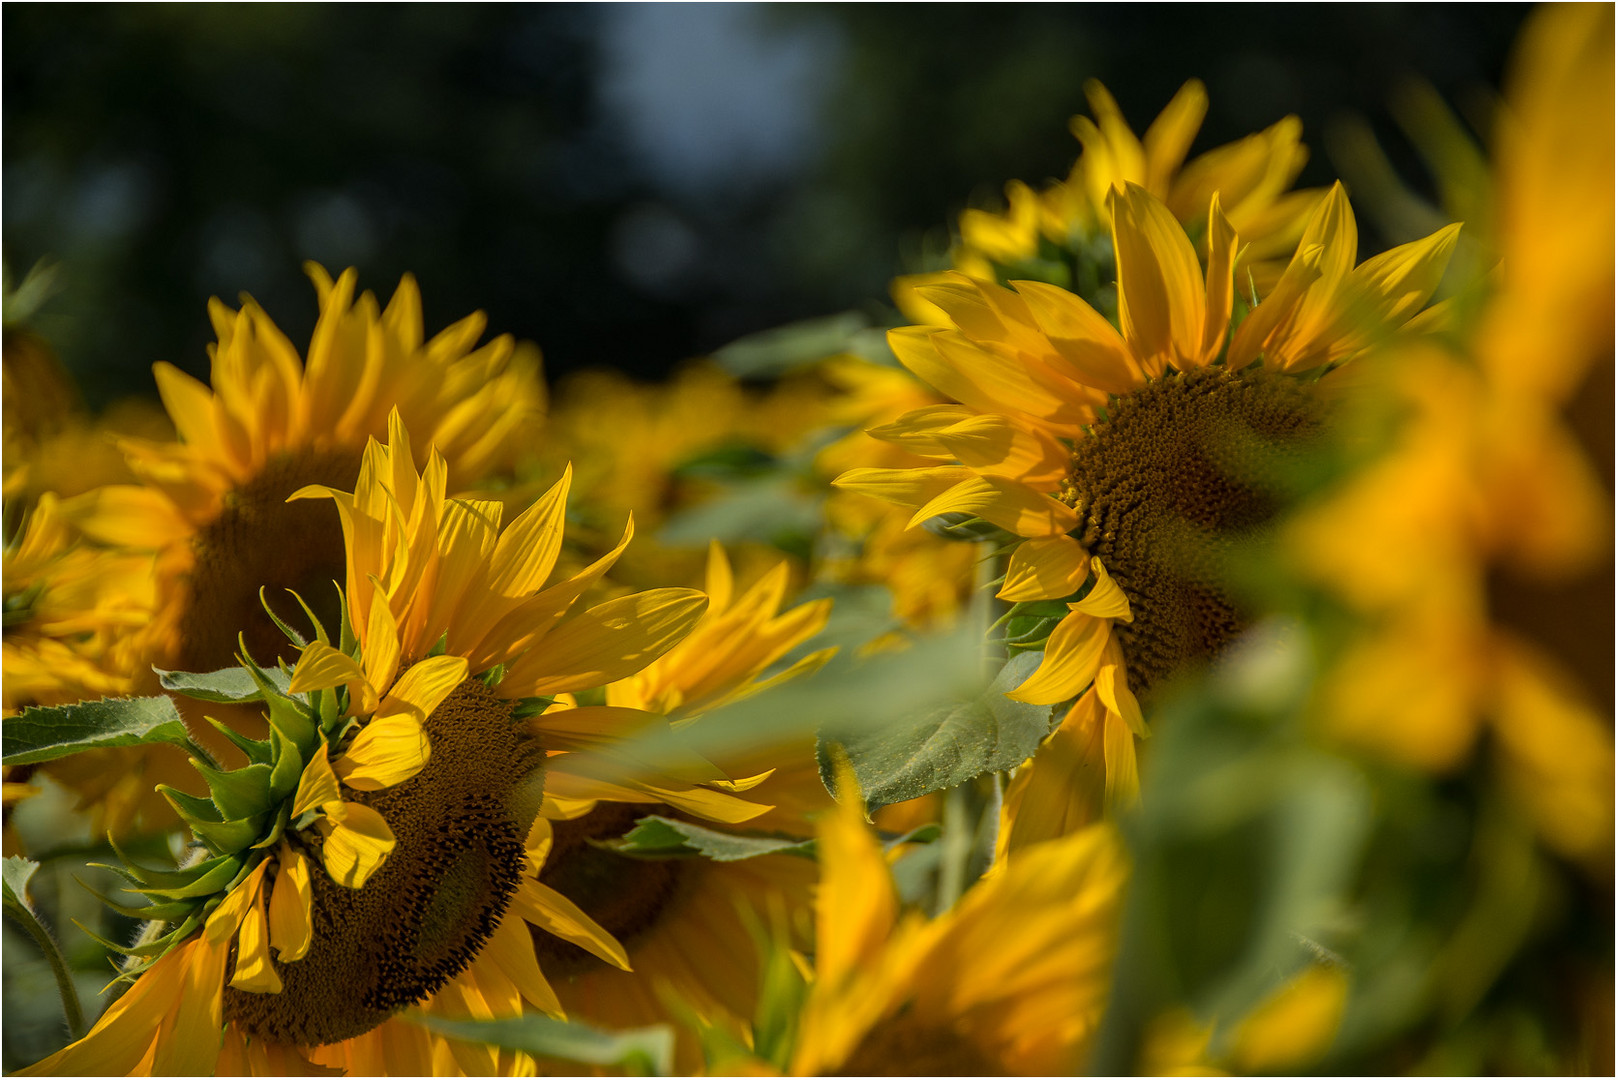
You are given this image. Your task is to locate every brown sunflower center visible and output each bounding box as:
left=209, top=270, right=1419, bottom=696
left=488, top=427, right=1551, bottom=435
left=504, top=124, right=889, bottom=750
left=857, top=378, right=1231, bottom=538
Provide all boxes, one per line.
left=527, top=802, right=686, bottom=979
left=1062, top=366, right=1323, bottom=695
left=222, top=678, right=546, bottom=1046
left=177, top=448, right=362, bottom=672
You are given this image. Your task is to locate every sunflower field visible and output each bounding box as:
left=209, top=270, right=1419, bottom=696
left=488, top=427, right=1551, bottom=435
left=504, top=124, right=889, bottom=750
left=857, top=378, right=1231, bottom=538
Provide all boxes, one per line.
left=2, top=4, right=1612, bottom=1076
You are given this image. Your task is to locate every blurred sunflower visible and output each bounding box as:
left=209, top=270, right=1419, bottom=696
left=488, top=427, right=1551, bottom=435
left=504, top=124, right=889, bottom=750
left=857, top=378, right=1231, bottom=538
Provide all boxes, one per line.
left=1290, top=2, right=1614, bottom=871
left=20, top=414, right=766, bottom=1075
left=524, top=542, right=836, bottom=1071
left=899, top=78, right=1323, bottom=312
left=61, top=264, right=544, bottom=680
left=708, top=781, right=1128, bottom=1076
left=2, top=495, right=186, bottom=836
left=839, top=181, right=1458, bottom=850
left=534, top=360, right=835, bottom=594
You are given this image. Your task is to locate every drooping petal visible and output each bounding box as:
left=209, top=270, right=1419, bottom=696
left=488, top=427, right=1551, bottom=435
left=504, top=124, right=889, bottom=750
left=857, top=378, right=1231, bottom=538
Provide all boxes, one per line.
left=290, top=743, right=342, bottom=819
left=999, top=536, right=1091, bottom=602
left=321, top=802, right=396, bottom=888
left=1007, top=610, right=1112, bottom=705
left=228, top=877, right=284, bottom=994
left=268, top=844, right=313, bottom=962
left=1070, top=557, right=1134, bottom=622
left=290, top=640, right=378, bottom=715
left=832, top=464, right=976, bottom=512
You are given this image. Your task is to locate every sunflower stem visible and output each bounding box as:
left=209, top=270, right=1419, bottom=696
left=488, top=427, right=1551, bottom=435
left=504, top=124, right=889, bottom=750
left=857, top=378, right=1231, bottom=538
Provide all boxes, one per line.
left=5, top=889, right=86, bottom=1040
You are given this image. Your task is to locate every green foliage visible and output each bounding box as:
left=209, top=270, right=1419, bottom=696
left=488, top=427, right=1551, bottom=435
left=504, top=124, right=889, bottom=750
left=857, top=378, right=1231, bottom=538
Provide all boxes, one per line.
left=817, top=650, right=1056, bottom=813
left=711, top=311, right=876, bottom=377
left=611, top=816, right=817, bottom=862
left=415, top=1015, right=675, bottom=1077
left=1, top=697, right=207, bottom=767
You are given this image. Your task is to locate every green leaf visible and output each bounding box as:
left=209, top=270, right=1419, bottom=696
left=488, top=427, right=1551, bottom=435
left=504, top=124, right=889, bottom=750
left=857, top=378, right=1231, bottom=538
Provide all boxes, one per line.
left=711, top=311, right=871, bottom=377
left=2, top=697, right=199, bottom=765
left=611, top=817, right=816, bottom=862
left=671, top=443, right=779, bottom=480
left=817, top=651, right=1057, bottom=813
left=156, top=665, right=291, bottom=704
left=415, top=1015, right=675, bottom=1077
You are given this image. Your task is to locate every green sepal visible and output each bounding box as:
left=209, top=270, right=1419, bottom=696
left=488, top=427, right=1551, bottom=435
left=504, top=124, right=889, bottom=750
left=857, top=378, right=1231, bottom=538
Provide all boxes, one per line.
left=99, top=839, right=237, bottom=890
left=206, top=718, right=274, bottom=767
left=425, top=632, right=448, bottom=658
left=267, top=728, right=304, bottom=803
left=117, top=850, right=243, bottom=900
left=317, top=687, right=341, bottom=729
left=481, top=664, right=507, bottom=689
left=159, top=785, right=223, bottom=824
left=335, top=582, right=356, bottom=657
left=75, top=879, right=201, bottom=923
left=257, top=586, right=307, bottom=647
left=251, top=802, right=292, bottom=851
left=511, top=696, right=556, bottom=721
left=188, top=813, right=269, bottom=856
left=292, top=808, right=323, bottom=832
left=192, top=760, right=274, bottom=821
left=73, top=911, right=202, bottom=958
left=242, top=658, right=318, bottom=751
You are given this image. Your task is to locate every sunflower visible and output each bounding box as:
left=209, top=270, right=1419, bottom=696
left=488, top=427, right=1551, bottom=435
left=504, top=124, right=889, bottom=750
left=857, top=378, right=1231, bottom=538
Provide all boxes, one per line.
left=837, top=181, right=1459, bottom=850
left=519, top=542, right=837, bottom=1071
left=713, top=782, right=1128, bottom=1076
left=902, top=78, right=1322, bottom=312
left=1288, top=2, right=1613, bottom=871
left=61, top=263, right=544, bottom=680
left=21, top=414, right=773, bottom=1075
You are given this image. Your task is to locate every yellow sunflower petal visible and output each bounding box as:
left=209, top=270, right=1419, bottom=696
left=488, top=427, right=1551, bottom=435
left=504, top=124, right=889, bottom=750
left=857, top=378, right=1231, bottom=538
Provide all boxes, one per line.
left=1095, top=649, right=1148, bottom=739
left=228, top=877, right=284, bottom=994
left=482, top=913, right=565, bottom=1018
left=513, top=878, right=632, bottom=971
left=487, top=465, right=571, bottom=598
left=268, top=843, right=313, bottom=962
left=1341, top=222, right=1464, bottom=340
left=907, top=476, right=1079, bottom=539
left=1110, top=182, right=1206, bottom=374
left=150, top=934, right=232, bottom=1077
left=500, top=588, right=709, bottom=697
left=999, top=536, right=1091, bottom=602
left=1071, top=557, right=1134, bottom=622
left=1142, top=79, right=1209, bottom=193
left=204, top=857, right=271, bottom=945
left=1199, top=193, right=1239, bottom=366
left=832, top=464, right=976, bottom=511
left=321, top=802, right=396, bottom=888
left=1012, top=279, right=1141, bottom=394
left=289, top=640, right=378, bottom=715
left=333, top=714, right=431, bottom=792
left=1007, top=610, right=1112, bottom=705
left=361, top=579, right=403, bottom=694
left=291, top=743, right=342, bottom=819
left=815, top=774, right=899, bottom=988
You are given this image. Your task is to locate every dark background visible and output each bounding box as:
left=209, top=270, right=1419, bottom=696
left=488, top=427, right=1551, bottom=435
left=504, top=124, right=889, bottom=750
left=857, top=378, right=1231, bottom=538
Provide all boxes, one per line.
left=4, top=3, right=1532, bottom=408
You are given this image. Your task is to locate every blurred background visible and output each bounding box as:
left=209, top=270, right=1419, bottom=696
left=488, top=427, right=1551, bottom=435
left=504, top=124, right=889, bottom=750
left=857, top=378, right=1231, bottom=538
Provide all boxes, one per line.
left=5, top=3, right=1531, bottom=406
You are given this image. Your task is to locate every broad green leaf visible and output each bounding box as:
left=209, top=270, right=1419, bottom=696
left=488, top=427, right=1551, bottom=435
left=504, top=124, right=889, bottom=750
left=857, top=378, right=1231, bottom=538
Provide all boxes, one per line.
left=156, top=665, right=292, bottom=703
left=416, top=1015, right=674, bottom=1077
left=2, top=697, right=198, bottom=765
left=612, top=817, right=815, bottom=862
left=817, top=650, right=1058, bottom=813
